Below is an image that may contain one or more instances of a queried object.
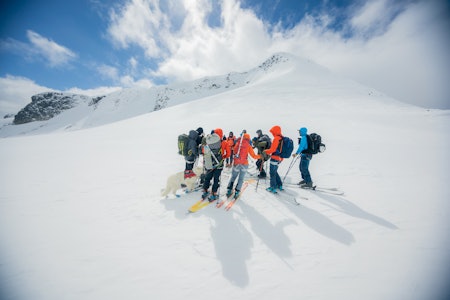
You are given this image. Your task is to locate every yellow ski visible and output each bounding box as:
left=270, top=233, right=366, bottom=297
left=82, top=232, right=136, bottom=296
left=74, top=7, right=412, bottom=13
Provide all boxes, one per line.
left=188, top=199, right=214, bottom=213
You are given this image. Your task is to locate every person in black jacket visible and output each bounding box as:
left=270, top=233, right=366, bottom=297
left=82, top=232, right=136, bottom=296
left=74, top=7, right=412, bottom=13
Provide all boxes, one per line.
left=184, top=127, right=204, bottom=179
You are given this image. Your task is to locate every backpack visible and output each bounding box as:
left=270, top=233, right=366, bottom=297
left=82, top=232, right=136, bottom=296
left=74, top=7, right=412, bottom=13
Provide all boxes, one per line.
left=278, top=136, right=294, bottom=158
left=303, top=133, right=326, bottom=154
left=260, top=134, right=272, bottom=149
left=204, top=133, right=223, bottom=169
left=178, top=134, right=189, bottom=156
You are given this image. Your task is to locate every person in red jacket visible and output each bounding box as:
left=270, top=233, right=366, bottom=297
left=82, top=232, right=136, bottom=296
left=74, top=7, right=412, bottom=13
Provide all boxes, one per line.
left=264, top=125, right=284, bottom=193
left=226, top=133, right=260, bottom=198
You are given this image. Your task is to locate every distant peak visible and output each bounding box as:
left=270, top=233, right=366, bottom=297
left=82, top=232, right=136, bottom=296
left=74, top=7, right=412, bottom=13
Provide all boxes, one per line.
left=258, top=53, right=291, bottom=71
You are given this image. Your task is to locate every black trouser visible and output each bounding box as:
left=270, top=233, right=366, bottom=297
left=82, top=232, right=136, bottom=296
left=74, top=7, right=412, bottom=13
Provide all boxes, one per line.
left=185, top=162, right=194, bottom=171
left=202, top=168, right=223, bottom=194
left=185, top=155, right=196, bottom=171
left=256, top=159, right=266, bottom=176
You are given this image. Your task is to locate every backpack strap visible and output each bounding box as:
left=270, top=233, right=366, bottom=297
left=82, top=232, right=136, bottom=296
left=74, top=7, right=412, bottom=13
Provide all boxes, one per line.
left=204, top=144, right=220, bottom=166
left=275, top=135, right=283, bottom=156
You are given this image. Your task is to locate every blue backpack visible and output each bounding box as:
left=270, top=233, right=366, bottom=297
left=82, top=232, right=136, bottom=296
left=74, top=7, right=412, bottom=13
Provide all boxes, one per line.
left=278, top=136, right=294, bottom=158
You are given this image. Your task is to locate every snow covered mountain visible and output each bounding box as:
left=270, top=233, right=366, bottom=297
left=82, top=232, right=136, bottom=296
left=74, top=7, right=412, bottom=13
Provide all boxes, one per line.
left=1, top=53, right=449, bottom=300
left=0, top=54, right=291, bottom=137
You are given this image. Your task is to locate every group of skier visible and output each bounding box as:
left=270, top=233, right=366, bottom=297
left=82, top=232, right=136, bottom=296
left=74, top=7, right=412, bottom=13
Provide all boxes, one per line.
left=182, top=125, right=316, bottom=202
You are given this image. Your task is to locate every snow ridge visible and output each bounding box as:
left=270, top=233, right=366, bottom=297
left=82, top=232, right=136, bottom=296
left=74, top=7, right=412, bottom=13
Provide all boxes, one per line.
left=0, top=53, right=295, bottom=137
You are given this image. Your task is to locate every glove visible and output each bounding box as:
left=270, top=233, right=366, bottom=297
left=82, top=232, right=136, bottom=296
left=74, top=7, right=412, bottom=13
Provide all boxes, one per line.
left=292, top=153, right=298, bottom=157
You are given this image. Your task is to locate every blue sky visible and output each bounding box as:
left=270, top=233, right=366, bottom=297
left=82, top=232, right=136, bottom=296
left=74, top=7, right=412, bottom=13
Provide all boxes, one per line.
left=0, top=0, right=449, bottom=115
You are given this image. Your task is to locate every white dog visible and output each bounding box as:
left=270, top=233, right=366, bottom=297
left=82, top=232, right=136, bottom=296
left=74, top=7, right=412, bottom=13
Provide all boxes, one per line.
left=161, top=166, right=203, bottom=198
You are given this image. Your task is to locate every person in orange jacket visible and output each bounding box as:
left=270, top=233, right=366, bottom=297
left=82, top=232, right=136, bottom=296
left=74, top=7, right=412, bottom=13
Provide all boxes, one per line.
left=226, top=133, right=260, bottom=198
left=215, top=128, right=231, bottom=162
left=264, top=125, right=284, bottom=193
left=201, top=128, right=231, bottom=201
left=225, top=131, right=236, bottom=167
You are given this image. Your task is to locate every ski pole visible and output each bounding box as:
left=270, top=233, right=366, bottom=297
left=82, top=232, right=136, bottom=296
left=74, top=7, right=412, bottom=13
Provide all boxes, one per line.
left=282, top=155, right=299, bottom=184
left=256, top=152, right=268, bottom=192
left=256, top=160, right=263, bottom=192
left=234, top=129, right=246, bottom=159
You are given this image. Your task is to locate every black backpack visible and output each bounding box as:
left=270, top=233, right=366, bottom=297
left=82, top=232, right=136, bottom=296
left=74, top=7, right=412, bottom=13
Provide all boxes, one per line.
left=260, top=134, right=272, bottom=149
left=300, top=133, right=326, bottom=155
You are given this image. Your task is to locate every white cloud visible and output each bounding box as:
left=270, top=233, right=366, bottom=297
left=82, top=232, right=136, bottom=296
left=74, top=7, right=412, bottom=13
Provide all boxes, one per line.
left=129, top=57, right=138, bottom=71
left=299, top=0, right=450, bottom=109
left=97, top=64, right=120, bottom=81
left=103, top=0, right=448, bottom=109
left=95, top=62, right=153, bottom=88
left=108, top=0, right=272, bottom=81
left=107, top=0, right=169, bottom=57
left=349, top=0, right=392, bottom=37
left=0, top=75, right=54, bottom=116
left=0, top=30, right=77, bottom=68
left=26, top=30, right=77, bottom=67
left=2, top=0, right=448, bottom=111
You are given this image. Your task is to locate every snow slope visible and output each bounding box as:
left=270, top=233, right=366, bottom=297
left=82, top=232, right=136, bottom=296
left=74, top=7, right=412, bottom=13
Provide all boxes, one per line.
left=1, top=53, right=449, bottom=300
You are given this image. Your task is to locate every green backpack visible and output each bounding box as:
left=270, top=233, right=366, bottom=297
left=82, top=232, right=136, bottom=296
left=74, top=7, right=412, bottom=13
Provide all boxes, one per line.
left=178, top=134, right=189, bottom=156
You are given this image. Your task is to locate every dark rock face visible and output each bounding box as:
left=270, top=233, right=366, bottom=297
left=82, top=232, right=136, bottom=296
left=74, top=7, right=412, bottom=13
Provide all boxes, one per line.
left=258, top=54, right=289, bottom=71
left=13, top=92, right=90, bottom=124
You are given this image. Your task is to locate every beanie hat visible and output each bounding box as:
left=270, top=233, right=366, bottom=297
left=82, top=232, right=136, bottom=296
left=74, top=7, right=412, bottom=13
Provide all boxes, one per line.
left=196, top=127, right=203, bottom=135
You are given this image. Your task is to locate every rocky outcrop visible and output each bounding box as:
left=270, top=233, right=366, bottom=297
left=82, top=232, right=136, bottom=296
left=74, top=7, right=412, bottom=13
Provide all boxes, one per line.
left=13, top=92, right=92, bottom=124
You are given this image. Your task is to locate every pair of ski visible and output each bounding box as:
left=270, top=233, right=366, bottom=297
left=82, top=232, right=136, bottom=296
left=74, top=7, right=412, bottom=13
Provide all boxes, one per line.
left=284, top=183, right=344, bottom=195
left=216, top=181, right=249, bottom=211
left=188, top=181, right=249, bottom=213
left=267, top=188, right=303, bottom=206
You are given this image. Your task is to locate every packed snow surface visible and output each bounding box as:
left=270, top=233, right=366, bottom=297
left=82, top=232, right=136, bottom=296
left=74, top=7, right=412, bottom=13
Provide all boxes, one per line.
left=1, top=53, right=449, bottom=300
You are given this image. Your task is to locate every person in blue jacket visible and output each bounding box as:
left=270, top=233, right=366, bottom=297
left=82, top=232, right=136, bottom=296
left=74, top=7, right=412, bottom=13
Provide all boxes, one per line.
left=292, top=127, right=313, bottom=188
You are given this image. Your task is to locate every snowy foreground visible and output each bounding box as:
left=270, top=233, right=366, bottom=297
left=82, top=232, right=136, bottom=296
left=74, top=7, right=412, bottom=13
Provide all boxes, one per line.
left=1, top=54, right=450, bottom=300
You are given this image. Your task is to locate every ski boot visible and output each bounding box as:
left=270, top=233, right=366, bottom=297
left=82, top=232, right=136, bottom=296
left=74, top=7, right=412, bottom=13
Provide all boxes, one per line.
left=266, top=187, right=278, bottom=194
left=208, top=193, right=218, bottom=202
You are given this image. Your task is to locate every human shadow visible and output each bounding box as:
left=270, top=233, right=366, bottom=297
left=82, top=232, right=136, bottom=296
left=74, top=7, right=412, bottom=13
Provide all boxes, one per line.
left=271, top=190, right=356, bottom=245
left=162, top=193, right=254, bottom=288
left=209, top=211, right=253, bottom=288
left=311, top=191, right=398, bottom=230
left=239, top=200, right=296, bottom=266
left=160, top=190, right=200, bottom=220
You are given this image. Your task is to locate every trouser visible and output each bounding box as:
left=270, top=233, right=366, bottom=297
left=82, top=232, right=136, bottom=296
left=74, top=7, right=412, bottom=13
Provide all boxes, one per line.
left=300, top=154, right=312, bottom=183
left=185, top=162, right=193, bottom=171
left=227, top=164, right=248, bottom=191
left=226, top=150, right=234, bottom=165
left=203, top=168, right=223, bottom=194
left=269, top=159, right=282, bottom=189
left=256, top=159, right=266, bottom=176
left=185, top=156, right=196, bottom=171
